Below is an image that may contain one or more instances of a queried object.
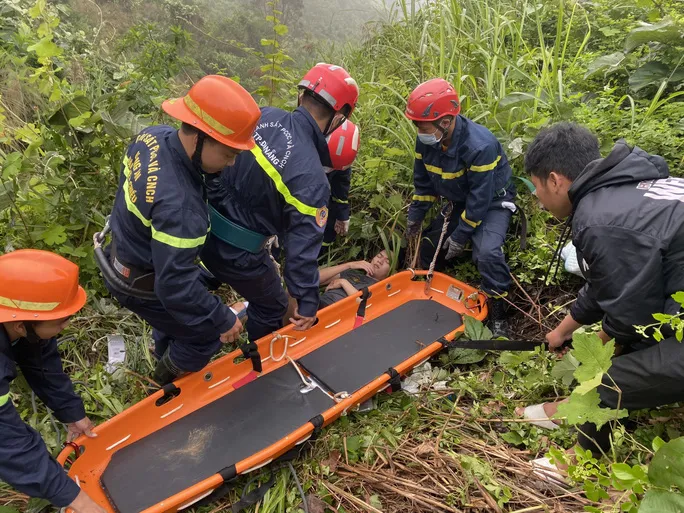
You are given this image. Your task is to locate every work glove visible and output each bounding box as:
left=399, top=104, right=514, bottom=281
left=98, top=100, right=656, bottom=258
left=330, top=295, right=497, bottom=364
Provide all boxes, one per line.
left=443, top=237, right=465, bottom=260
left=335, top=219, right=350, bottom=236
left=405, top=220, right=422, bottom=240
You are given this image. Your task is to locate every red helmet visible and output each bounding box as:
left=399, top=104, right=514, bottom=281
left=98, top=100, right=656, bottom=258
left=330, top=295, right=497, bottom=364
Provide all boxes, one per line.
left=405, top=78, right=460, bottom=122
left=298, top=63, right=359, bottom=116
left=327, top=120, right=359, bottom=170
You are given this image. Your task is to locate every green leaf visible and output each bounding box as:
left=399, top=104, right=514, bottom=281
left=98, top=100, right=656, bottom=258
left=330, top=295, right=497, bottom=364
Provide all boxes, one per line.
left=584, top=52, right=625, bottom=78
left=2, top=152, right=23, bottom=179
left=27, top=37, right=62, bottom=59
left=556, top=389, right=628, bottom=429
left=653, top=436, right=666, bottom=453
left=630, top=62, right=684, bottom=92
left=648, top=437, right=684, bottom=490
left=638, top=490, right=684, bottom=513
left=612, top=463, right=647, bottom=484
left=672, top=292, right=684, bottom=307
left=273, top=23, right=288, bottom=36
left=501, top=430, right=524, bottom=445
left=28, top=0, right=45, bottom=19
left=40, top=225, right=67, bottom=246
left=498, top=351, right=533, bottom=367
left=0, top=180, right=15, bottom=212
left=574, top=373, right=604, bottom=395
left=0, top=506, right=21, bottom=513
left=552, top=352, right=580, bottom=386
left=624, top=20, right=684, bottom=53
left=571, top=332, right=614, bottom=382
left=444, top=348, right=487, bottom=365
left=464, top=316, right=493, bottom=340
left=26, top=497, right=51, bottom=513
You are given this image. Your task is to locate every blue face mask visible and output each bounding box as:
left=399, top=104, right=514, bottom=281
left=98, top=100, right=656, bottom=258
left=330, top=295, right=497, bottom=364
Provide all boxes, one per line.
left=417, top=130, right=443, bottom=147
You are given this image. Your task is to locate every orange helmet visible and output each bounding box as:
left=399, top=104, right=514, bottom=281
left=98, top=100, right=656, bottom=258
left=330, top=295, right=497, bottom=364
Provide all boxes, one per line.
left=0, top=250, right=87, bottom=323
left=327, top=120, right=359, bottom=170
left=162, top=75, right=261, bottom=151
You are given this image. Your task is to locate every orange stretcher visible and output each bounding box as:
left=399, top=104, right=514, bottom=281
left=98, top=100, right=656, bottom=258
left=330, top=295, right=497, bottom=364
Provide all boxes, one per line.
left=58, top=271, right=487, bottom=513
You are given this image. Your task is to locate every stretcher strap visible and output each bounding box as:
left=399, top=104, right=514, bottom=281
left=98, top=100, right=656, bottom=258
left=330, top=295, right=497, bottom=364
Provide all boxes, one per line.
left=241, top=341, right=263, bottom=373
left=385, top=367, right=402, bottom=393
left=353, top=288, right=371, bottom=329
left=438, top=337, right=546, bottom=351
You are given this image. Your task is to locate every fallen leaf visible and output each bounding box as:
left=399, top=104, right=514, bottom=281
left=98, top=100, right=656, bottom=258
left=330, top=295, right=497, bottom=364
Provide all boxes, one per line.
left=321, top=450, right=341, bottom=472
left=303, top=494, right=331, bottom=513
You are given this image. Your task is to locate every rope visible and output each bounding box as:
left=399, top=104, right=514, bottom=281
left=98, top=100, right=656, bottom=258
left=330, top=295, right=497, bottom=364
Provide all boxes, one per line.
left=269, top=333, right=296, bottom=362
left=425, top=202, right=453, bottom=293
left=264, top=235, right=283, bottom=281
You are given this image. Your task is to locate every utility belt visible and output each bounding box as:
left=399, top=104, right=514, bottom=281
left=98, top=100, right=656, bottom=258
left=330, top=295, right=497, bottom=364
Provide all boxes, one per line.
left=209, top=206, right=272, bottom=254
left=93, top=218, right=157, bottom=301
left=109, top=238, right=156, bottom=293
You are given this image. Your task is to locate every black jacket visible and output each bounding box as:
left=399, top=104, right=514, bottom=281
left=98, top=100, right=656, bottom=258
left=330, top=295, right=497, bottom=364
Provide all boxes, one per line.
left=569, top=140, right=684, bottom=343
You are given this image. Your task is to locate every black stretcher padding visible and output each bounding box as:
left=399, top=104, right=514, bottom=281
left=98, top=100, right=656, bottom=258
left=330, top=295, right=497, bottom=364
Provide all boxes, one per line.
left=299, top=300, right=463, bottom=395
left=100, top=364, right=334, bottom=513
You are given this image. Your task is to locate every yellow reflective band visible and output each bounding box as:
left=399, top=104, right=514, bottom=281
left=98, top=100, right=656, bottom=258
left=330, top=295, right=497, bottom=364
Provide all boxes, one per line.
left=0, top=393, right=8, bottom=407
left=461, top=210, right=482, bottom=228
left=122, top=158, right=208, bottom=249
left=332, top=197, right=348, bottom=204
left=415, top=153, right=422, bottom=160
left=424, top=164, right=465, bottom=180
left=183, top=96, right=235, bottom=136
left=470, top=155, right=501, bottom=172
left=250, top=147, right=317, bottom=217
left=151, top=230, right=206, bottom=249
left=0, top=296, right=60, bottom=311
left=412, top=194, right=437, bottom=202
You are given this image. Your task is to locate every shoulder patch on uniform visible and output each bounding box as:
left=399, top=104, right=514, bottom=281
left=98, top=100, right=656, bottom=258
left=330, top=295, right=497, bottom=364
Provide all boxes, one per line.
left=315, top=206, right=328, bottom=228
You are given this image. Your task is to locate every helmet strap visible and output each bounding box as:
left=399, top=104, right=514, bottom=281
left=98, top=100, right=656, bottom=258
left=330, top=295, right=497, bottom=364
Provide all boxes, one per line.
left=24, top=322, right=41, bottom=344
left=191, top=131, right=206, bottom=172
left=323, top=112, right=345, bottom=137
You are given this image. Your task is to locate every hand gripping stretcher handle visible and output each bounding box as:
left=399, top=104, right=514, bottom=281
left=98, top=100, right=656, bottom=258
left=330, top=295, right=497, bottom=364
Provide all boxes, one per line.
left=93, top=216, right=158, bottom=301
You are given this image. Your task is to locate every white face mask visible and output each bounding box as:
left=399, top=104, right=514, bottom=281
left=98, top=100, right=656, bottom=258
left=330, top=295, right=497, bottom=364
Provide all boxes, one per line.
left=417, top=131, right=443, bottom=146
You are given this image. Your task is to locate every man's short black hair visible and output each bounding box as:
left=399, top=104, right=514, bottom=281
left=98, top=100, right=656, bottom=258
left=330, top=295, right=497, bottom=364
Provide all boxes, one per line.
left=300, top=89, right=350, bottom=119
left=525, top=122, right=601, bottom=181
left=180, top=122, right=218, bottom=144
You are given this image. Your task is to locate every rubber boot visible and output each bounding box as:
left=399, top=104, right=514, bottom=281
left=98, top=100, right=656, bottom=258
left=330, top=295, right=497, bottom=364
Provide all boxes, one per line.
left=152, top=348, right=185, bottom=386
left=488, top=297, right=509, bottom=339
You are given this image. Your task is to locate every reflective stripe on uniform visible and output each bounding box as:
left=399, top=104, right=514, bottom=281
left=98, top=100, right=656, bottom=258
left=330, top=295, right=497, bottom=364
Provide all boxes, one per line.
left=251, top=147, right=318, bottom=217
left=425, top=164, right=465, bottom=180
left=470, top=155, right=501, bottom=172
left=0, top=393, right=9, bottom=407
left=122, top=158, right=208, bottom=249
left=461, top=210, right=482, bottom=228
left=0, top=296, right=60, bottom=311
left=412, top=194, right=437, bottom=202
left=332, top=197, right=349, bottom=204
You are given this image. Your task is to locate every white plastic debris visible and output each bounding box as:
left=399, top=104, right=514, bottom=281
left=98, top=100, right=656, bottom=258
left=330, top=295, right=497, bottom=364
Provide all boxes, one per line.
left=560, top=242, right=584, bottom=278
left=401, top=362, right=449, bottom=394
left=105, top=335, right=126, bottom=374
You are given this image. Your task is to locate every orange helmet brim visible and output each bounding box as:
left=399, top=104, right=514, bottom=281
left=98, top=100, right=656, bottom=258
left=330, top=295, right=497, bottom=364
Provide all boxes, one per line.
left=162, top=98, right=256, bottom=151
